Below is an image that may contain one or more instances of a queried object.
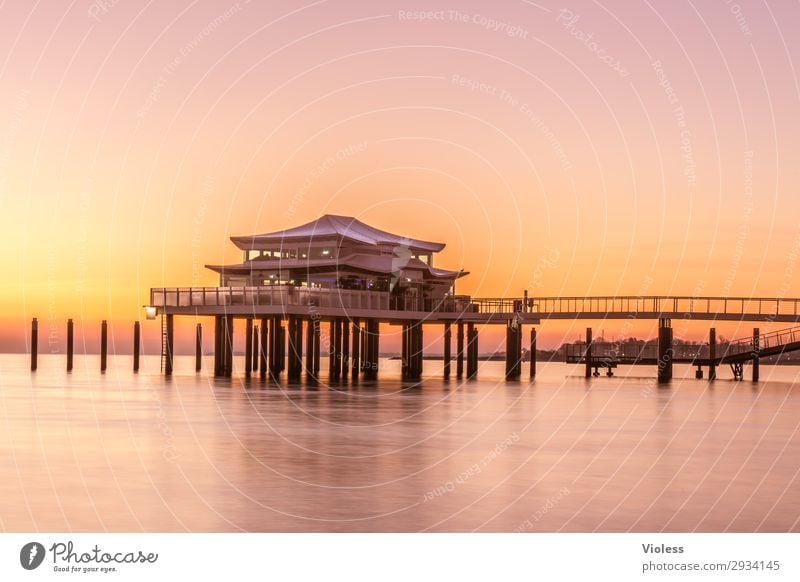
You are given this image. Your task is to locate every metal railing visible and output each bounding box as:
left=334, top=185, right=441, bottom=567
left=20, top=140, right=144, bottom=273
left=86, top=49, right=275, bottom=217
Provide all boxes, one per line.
left=725, top=325, right=800, bottom=356
left=469, top=295, right=800, bottom=318
left=150, top=286, right=476, bottom=313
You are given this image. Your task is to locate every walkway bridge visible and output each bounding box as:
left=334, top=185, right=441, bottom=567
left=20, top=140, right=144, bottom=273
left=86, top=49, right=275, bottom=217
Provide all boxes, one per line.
left=146, top=287, right=800, bottom=381
left=566, top=324, right=800, bottom=380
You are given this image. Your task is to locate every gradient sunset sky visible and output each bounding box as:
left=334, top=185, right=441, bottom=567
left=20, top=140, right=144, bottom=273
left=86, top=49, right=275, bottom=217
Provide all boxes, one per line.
left=1, top=0, right=799, bottom=353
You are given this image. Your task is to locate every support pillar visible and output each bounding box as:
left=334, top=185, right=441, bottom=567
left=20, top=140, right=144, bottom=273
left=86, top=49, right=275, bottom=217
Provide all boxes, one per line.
left=530, top=328, right=537, bottom=379
left=456, top=321, right=464, bottom=379
left=101, top=319, right=108, bottom=373
left=134, top=321, right=141, bottom=373
left=67, top=318, right=74, bottom=372
left=443, top=322, right=451, bottom=380
left=752, top=327, right=760, bottom=382
left=305, top=319, right=315, bottom=379
left=351, top=320, right=360, bottom=379
left=195, top=323, right=202, bottom=372
left=269, top=316, right=279, bottom=379
left=709, top=327, right=716, bottom=381
left=329, top=320, right=339, bottom=381
left=30, top=318, right=38, bottom=372
left=466, top=323, right=478, bottom=379
left=259, top=318, right=268, bottom=377
left=584, top=327, right=592, bottom=378
left=252, top=324, right=259, bottom=372
left=278, top=323, right=285, bottom=373
left=313, top=319, right=321, bottom=375
left=287, top=316, right=302, bottom=382
left=245, top=318, right=253, bottom=378
left=505, top=319, right=522, bottom=379
left=657, top=318, right=673, bottom=383
left=342, top=320, right=350, bottom=381
left=222, top=315, right=233, bottom=377
left=214, top=315, right=221, bottom=377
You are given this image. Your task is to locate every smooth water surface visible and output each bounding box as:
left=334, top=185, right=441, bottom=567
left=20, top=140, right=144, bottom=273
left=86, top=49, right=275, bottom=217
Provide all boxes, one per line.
left=1, top=354, right=799, bottom=532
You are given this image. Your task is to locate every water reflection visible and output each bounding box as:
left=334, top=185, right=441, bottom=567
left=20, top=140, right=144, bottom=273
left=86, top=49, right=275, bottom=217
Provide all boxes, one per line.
left=1, top=354, right=798, bottom=532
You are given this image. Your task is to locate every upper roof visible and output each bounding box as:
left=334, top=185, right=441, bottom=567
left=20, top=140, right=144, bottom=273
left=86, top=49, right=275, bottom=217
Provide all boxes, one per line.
left=230, top=214, right=445, bottom=253
left=206, top=253, right=468, bottom=280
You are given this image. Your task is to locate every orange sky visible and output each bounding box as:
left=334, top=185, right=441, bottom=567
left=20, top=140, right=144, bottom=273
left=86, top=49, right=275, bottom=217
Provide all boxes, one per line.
left=1, top=0, right=799, bottom=353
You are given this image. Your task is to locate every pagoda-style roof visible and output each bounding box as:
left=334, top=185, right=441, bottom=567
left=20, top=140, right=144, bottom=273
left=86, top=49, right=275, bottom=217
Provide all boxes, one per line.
left=206, top=253, right=468, bottom=279
left=230, top=214, right=445, bottom=253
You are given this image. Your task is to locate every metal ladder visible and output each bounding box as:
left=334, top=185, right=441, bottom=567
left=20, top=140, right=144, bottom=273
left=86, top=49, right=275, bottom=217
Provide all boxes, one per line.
left=160, top=314, right=167, bottom=371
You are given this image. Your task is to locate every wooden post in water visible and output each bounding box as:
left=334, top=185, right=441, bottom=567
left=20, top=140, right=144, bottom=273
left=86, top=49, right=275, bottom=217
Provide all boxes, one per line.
left=466, top=323, right=477, bottom=379
left=329, top=320, right=338, bottom=381
left=443, top=322, right=451, bottom=380
left=222, top=315, right=233, bottom=377
left=584, top=327, right=592, bottom=378
left=342, top=319, right=350, bottom=381
left=709, top=327, right=716, bottom=381
left=67, top=319, right=74, bottom=372
left=278, top=323, right=285, bottom=374
left=456, top=321, right=464, bottom=379
left=213, top=316, right=221, bottom=376
left=530, top=328, right=537, bottom=379
left=30, top=318, right=38, bottom=372
left=165, top=315, right=175, bottom=376
left=195, top=323, right=202, bottom=372
left=304, top=319, right=314, bottom=379
left=351, top=319, right=360, bottom=379
left=245, top=318, right=253, bottom=378
left=133, top=321, right=141, bottom=373
left=252, top=324, right=259, bottom=372
left=401, top=323, right=409, bottom=381
left=313, top=319, right=321, bottom=376
left=752, top=327, right=760, bottom=382
left=657, top=318, right=673, bottom=383
left=100, top=320, right=108, bottom=373
left=259, top=318, right=268, bottom=377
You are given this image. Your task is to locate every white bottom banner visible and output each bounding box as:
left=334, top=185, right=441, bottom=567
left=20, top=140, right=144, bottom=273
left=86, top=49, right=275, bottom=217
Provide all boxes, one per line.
left=1, top=533, right=796, bottom=581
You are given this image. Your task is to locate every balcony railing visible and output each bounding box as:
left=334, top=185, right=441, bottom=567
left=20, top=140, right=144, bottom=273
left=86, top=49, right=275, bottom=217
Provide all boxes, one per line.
left=149, top=286, right=475, bottom=313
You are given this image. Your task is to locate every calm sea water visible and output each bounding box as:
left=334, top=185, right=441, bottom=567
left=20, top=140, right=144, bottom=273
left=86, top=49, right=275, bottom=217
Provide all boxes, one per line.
left=1, top=354, right=799, bottom=532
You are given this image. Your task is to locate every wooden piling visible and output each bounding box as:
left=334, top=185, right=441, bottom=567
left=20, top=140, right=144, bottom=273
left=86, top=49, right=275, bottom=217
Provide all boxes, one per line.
left=709, top=327, right=716, bottom=381
left=259, top=318, right=268, bottom=377
left=67, top=319, right=74, bottom=372
left=278, top=323, right=285, bottom=373
left=245, top=318, right=253, bottom=378
left=443, top=322, right=451, bottom=379
left=584, top=327, right=592, bottom=378
left=329, top=320, right=338, bottom=380
left=530, top=328, right=537, bottom=378
left=213, top=316, right=221, bottom=376
left=287, top=316, right=302, bottom=382
left=466, top=324, right=478, bottom=379
left=195, top=323, right=202, bottom=372
left=313, top=319, right=321, bottom=375
left=305, top=319, right=315, bottom=379
left=657, top=318, right=673, bottom=383
left=456, top=321, right=464, bottom=379
left=133, top=321, right=141, bottom=373
left=100, top=320, right=108, bottom=373
left=221, top=315, right=233, bottom=377
left=30, top=318, right=38, bottom=372
left=165, top=315, right=175, bottom=376
left=252, top=324, right=259, bottom=372
left=752, top=327, right=760, bottom=382
left=351, top=320, right=360, bottom=379
left=341, top=318, right=350, bottom=382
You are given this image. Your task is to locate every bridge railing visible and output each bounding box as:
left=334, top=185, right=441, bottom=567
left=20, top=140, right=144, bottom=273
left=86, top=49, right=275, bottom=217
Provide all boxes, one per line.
left=469, top=295, right=800, bottom=317
left=149, top=287, right=476, bottom=313
left=725, top=325, right=800, bottom=356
